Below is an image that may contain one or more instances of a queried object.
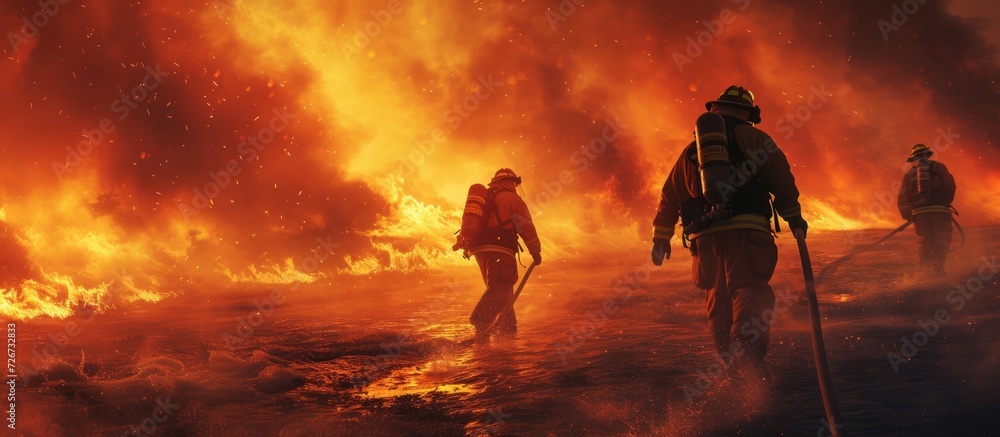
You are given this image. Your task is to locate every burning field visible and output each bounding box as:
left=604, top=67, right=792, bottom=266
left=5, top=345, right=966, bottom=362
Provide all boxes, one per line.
left=1, top=0, right=999, bottom=436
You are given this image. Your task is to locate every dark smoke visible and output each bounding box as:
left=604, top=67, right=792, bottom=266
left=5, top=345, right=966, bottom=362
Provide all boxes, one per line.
left=1, top=0, right=997, bottom=276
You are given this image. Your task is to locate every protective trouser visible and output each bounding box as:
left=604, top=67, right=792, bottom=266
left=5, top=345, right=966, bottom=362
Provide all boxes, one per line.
left=913, top=212, right=952, bottom=275
left=692, top=229, right=777, bottom=362
left=470, top=251, right=518, bottom=333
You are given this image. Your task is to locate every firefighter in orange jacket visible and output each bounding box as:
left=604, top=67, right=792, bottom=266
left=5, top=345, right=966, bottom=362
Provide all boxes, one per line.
left=896, top=144, right=956, bottom=276
left=650, top=86, right=807, bottom=372
left=469, top=168, right=542, bottom=337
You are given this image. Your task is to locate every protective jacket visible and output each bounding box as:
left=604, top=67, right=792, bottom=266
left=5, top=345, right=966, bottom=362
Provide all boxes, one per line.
left=471, top=186, right=541, bottom=257
left=896, top=160, right=956, bottom=220
left=653, top=117, right=802, bottom=241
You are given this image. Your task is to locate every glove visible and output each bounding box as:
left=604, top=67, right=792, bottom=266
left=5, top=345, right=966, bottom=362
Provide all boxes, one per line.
left=651, top=238, right=671, bottom=266
left=787, top=216, right=808, bottom=239
left=531, top=252, right=542, bottom=266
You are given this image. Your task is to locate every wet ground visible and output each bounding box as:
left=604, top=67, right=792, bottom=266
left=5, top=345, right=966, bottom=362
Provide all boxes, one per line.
left=11, top=227, right=1000, bottom=436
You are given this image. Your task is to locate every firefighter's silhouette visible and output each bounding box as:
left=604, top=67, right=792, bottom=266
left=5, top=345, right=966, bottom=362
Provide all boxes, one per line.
left=455, top=169, right=541, bottom=338
left=896, top=143, right=957, bottom=276
left=651, top=86, right=807, bottom=374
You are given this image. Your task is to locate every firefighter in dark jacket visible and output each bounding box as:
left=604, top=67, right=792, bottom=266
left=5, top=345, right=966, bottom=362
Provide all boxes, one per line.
left=650, top=86, right=807, bottom=372
left=896, top=144, right=956, bottom=276
left=469, top=168, right=542, bottom=338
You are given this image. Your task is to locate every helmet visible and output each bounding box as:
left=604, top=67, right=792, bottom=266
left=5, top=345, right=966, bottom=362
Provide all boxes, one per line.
left=705, top=85, right=761, bottom=124
left=490, top=168, right=522, bottom=185
left=907, top=143, right=932, bottom=162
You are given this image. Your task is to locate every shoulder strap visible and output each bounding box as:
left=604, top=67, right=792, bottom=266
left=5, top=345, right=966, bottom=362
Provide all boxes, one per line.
left=484, top=187, right=514, bottom=229
left=723, top=117, right=749, bottom=165
left=930, top=160, right=944, bottom=176
left=724, top=117, right=768, bottom=186
left=684, top=141, right=698, bottom=165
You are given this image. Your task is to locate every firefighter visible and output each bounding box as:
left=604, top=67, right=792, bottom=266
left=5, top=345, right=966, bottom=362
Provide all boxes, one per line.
left=896, top=143, right=956, bottom=276
left=468, top=168, right=542, bottom=338
left=650, top=86, right=807, bottom=374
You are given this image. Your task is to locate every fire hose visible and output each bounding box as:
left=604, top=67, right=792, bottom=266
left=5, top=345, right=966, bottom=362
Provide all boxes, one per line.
left=950, top=216, right=966, bottom=251
left=817, top=215, right=966, bottom=285
left=794, top=229, right=845, bottom=437
left=816, top=221, right=912, bottom=285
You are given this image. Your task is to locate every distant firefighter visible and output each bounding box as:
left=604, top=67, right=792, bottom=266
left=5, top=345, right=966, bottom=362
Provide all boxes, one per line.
left=896, top=143, right=957, bottom=276
left=650, top=86, right=807, bottom=375
left=454, top=168, right=541, bottom=338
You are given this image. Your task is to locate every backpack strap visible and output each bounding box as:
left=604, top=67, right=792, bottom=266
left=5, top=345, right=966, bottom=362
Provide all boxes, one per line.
left=482, top=187, right=515, bottom=232
left=723, top=117, right=749, bottom=164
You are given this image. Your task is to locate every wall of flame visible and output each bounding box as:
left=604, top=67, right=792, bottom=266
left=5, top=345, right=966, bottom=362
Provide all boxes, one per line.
left=1, top=0, right=998, bottom=319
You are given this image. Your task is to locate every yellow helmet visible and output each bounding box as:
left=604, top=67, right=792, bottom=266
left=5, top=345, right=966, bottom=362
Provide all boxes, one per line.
left=490, top=168, right=522, bottom=185
left=705, top=85, right=756, bottom=110
left=906, top=143, right=932, bottom=162
left=705, top=85, right=761, bottom=124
